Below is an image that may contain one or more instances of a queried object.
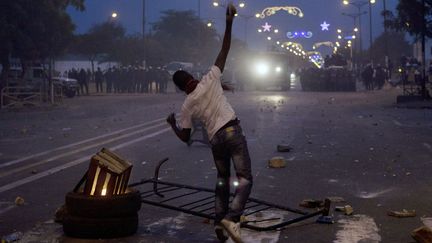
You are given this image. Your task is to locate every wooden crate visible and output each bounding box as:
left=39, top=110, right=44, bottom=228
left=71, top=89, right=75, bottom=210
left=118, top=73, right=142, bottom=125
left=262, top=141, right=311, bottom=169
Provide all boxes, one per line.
left=83, top=148, right=132, bottom=196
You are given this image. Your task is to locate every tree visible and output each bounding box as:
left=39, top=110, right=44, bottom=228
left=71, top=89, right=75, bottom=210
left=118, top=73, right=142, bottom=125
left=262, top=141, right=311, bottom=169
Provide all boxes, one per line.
left=385, top=0, right=432, bottom=39
left=370, top=31, right=412, bottom=66
left=0, top=0, right=85, bottom=88
left=73, top=22, right=125, bottom=73
left=151, top=10, right=220, bottom=67
left=385, top=0, right=432, bottom=98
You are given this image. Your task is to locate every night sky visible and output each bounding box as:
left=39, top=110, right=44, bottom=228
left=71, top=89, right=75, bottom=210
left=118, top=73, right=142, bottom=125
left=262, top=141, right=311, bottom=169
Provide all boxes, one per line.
left=68, top=0, right=399, bottom=52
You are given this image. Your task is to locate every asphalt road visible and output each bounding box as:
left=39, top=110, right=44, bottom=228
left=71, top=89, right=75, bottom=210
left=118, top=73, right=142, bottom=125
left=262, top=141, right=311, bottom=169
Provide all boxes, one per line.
left=0, top=88, right=431, bottom=242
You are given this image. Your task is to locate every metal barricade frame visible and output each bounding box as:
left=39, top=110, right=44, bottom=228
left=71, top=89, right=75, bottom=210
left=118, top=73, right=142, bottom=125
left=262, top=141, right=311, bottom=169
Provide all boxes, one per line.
left=129, top=158, right=331, bottom=232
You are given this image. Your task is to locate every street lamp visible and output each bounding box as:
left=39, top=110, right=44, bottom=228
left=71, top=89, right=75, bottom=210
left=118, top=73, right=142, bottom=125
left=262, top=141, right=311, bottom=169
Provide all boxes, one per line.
left=342, top=0, right=375, bottom=64
left=336, top=27, right=359, bottom=69
left=111, top=12, right=118, bottom=19
left=212, top=1, right=245, bottom=9
left=341, top=12, right=366, bottom=55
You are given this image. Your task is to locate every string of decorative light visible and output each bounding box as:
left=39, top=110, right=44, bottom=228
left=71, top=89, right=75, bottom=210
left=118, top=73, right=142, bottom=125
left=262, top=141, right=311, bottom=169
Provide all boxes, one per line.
left=280, top=41, right=304, bottom=50
left=286, top=31, right=313, bottom=39
left=255, top=6, right=304, bottom=19
left=312, top=41, right=334, bottom=50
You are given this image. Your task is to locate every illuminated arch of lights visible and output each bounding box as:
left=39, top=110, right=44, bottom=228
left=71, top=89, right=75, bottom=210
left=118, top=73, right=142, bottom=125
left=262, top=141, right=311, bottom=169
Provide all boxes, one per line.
left=286, top=31, right=313, bottom=39
left=312, top=41, right=334, bottom=50
left=280, top=41, right=304, bottom=50
left=275, top=41, right=325, bottom=69
left=256, top=6, right=304, bottom=19
left=307, top=51, right=324, bottom=68
left=277, top=41, right=307, bottom=59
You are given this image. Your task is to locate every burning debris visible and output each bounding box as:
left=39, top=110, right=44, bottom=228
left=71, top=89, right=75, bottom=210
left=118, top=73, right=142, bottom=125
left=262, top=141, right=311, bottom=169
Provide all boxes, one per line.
left=60, top=148, right=141, bottom=239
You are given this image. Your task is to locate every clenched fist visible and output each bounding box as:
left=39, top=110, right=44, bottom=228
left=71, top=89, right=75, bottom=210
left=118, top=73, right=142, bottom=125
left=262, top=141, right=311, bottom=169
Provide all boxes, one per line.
left=226, top=3, right=237, bottom=22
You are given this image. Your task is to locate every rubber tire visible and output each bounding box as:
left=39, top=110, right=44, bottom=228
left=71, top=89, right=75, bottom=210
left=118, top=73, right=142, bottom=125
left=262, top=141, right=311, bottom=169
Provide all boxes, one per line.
left=63, top=214, right=138, bottom=239
left=65, top=189, right=141, bottom=218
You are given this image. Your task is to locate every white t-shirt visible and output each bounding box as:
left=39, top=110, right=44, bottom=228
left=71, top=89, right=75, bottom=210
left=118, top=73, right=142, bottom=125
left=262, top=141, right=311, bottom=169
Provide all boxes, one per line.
left=179, top=66, right=236, bottom=140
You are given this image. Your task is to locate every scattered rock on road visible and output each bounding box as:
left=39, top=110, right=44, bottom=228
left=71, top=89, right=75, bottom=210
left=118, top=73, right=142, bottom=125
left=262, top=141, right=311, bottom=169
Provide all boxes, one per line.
left=268, top=157, right=286, bottom=168
left=327, top=196, right=345, bottom=203
left=336, top=205, right=354, bottom=215
left=277, top=144, right=292, bottom=152
left=1, top=231, right=23, bottom=242
left=54, top=205, right=67, bottom=223
left=388, top=209, right=416, bottom=218
left=299, top=199, right=323, bottom=208
left=15, top=196, right=25, bottom=206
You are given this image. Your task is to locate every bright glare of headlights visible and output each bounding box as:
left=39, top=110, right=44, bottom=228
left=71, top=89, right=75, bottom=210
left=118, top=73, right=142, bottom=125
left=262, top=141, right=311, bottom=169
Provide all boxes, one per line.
left=255, top=62, right=269, bottom=75
left=275, top=66, right=282, bottom=73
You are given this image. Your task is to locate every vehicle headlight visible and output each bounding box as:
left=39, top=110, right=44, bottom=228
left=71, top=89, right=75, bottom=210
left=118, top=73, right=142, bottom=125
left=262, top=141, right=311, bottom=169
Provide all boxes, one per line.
left=275, top=66, right=282, bottom=73
left=255, top=62, right=269, bottom=76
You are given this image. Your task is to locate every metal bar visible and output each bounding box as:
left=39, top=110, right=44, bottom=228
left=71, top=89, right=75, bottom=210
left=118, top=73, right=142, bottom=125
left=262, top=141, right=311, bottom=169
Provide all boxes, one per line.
left=186, top=199, right=215, bottom=211
left=141, top=187, right=183, bottom=199
left=129, top=178, right=153, bottom=187
left=159, top=190, right=201, bottom=203
left=141, top=198, right=215, bottom=219
left=142, top=186, right=182, bottom=194
left=140, top=185, right=172, bottom=194
left=246, top=197, right=308, bottom=215
left=242, top=209, right=325, bottom=231
left=153, top=158, right=170, bottom=197
left=245, top=206, right=273, bottom=216
left=197, top=205, right=215, bottom=213
left=243, top=202, right=261, bottom=211
left=179, top=195, right=214, bottom=208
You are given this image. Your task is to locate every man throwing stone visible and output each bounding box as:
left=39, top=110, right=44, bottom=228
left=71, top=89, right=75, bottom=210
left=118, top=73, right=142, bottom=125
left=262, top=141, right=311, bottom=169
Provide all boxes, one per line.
left=166, top=3, right=252, bottom=243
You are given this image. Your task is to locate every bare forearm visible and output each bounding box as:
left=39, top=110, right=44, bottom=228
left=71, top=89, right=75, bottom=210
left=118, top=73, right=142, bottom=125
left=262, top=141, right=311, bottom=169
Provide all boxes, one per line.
left=215, top=20, right=233, bottom=72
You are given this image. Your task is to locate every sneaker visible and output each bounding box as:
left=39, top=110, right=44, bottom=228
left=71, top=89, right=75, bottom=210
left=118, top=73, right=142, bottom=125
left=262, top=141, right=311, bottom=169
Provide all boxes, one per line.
left=221, top=219, right=243, bottom=243
left=214, top=224, right=228, bottom=242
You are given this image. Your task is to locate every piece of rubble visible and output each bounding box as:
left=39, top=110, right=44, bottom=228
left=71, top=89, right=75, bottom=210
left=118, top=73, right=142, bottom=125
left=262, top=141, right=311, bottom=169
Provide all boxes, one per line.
left=268, top=157, right=286, bottom=168
left=327, top=196, right=346, bottom=203
left=2, top=232, right=23, bottom=242
left=411, top=226, right=432, bottom=243
left=54, top=205, right=67, bottom=223
left=15, top=196, right=25, bottom=206
left=388, top=209, right=416, bottom=218
left=277, top=144, right=292, bottom=152
left=299, top=199, right=324, bottom=208
left=335, top=205, right=354, bottom=215
left=316, top=215, right=334, bottom=224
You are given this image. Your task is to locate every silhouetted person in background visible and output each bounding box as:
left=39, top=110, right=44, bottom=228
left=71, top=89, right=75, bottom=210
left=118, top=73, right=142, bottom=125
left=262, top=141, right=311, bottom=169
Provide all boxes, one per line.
left=362, top=64, right=374, bottom=91
left=78, top=68, right=89, bottom=95
left=95, top=67, right=104, bottom=93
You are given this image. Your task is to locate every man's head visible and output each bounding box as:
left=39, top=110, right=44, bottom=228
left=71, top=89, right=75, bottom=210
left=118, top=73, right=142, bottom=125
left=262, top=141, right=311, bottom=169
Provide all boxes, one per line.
left=173, top=70, right=194, bottom=91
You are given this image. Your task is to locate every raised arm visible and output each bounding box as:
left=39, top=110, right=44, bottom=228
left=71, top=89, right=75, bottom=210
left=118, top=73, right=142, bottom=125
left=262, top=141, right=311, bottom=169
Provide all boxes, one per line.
left=214, top=4, right=236, bottom=73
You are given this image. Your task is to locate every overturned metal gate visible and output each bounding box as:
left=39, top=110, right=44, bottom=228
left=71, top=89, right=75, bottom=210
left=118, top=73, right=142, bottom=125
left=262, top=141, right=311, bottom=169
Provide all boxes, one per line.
left=129, top=158, right=331, bottom=231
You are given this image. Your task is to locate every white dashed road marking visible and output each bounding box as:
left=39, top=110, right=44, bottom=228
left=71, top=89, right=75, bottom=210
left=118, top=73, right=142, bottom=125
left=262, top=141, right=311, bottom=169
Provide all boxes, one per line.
left=0, top=127, right=170, bottom=194
left=334, top=215, right=381, bottom=243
